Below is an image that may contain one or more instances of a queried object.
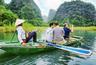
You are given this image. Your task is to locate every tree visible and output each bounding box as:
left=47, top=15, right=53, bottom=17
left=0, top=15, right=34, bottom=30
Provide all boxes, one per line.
left=0, top=0, right=4, bottom=5
left=0, top=5, right=18, bottom=26
left=20, top=5, right=35, bottom=20
left=8, top=0, right=24, bottom=18
left=8, top=0, right=42, bottom=20
left=53, top=0, right=96, bottom=26
left=20, top=4, right=41, bottom=20
left=29, top=18, right=44, bottom=26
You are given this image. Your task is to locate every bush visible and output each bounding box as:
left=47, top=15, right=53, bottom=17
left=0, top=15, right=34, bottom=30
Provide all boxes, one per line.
left=0, top=5, right=18, bottom=26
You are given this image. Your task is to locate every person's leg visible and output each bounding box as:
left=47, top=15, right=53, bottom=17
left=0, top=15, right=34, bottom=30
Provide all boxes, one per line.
left=26, top=31, right=37, bottom=42
left=64, top=36, right=67, bottom=39
left=32, top=32, right=37, bottom=42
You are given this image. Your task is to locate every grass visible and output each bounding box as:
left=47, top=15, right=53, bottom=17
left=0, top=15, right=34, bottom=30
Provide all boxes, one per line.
left=0, top=23, right=47, bottom=33
left=3, top=25, right=15, bottom=33
left=0, top=23, right=96, bottom=33
left=74, top=26, right=96, bottom=31
left=23, top=22, right=47, bottom=32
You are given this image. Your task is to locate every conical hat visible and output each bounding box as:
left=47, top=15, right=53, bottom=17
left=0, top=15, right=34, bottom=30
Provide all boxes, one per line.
left=15, top=19, right=25, bottom=26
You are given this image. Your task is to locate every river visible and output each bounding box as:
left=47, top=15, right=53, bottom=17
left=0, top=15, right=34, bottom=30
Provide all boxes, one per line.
left=0, top=31, right=96, bottom=65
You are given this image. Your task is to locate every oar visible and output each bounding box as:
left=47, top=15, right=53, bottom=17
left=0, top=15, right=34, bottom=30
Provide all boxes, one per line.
left=6, top=31, right=19, bottom=43
left=47, top=42, right=92, bottom=56
left=10, top=31, right=16, bottom=42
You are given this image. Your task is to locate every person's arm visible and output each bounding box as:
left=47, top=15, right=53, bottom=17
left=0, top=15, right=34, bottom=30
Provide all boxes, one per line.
left=17, top=31, right=24, bottom=43
left=17, top=28, right=26, bottom=44
left=61, top=28, right=64, bottom=36
left=43, top=31, right=47, bottom=41
left=52, top=29, right=54, bottom=42
left=71, top=25, right=74, bottom=32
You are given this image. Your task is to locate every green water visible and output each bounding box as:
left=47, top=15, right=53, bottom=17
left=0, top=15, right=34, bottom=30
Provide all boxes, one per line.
left=0, top=31, right=96, bottom=65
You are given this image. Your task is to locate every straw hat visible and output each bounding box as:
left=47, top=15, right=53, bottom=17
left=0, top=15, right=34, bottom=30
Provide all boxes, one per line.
left=15, top=19, right=25, bottom=26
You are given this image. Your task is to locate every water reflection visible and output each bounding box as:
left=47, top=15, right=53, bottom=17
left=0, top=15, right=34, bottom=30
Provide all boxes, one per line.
left=0, top=33, right=4, bottom=42
left=0, top=32, right=18, bottom=42
left=73, top=31, right=96, bottom=49
left=0, top=31, right=96, bottom=65
left=34, top=58, right=50, bottom=65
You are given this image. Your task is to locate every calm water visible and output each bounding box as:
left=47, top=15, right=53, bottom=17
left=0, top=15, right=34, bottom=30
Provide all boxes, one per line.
left=0, top=31, right=96, bottom=65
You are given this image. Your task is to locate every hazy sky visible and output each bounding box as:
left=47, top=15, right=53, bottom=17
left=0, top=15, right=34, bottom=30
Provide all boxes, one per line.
left=5, top=0, right=96, bottom=16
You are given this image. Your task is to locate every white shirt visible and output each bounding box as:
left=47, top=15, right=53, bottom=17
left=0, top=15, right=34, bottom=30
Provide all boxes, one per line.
left=45, top=28, right=53, bottom=42
left=16, top=26, right=26, bottom=43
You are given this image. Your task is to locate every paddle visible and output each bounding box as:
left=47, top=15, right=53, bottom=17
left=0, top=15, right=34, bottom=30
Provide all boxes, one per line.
left=47, top=42, right=92, bottom=56
left=10, top=32, right=15, bottom=42
left=9, top=31, right=19, bottom=43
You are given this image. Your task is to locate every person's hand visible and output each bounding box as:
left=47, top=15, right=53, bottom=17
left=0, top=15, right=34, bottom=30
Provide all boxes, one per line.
left=71, top=25, right=74, bottom=32
left=22, top=43, right=26, bottom=46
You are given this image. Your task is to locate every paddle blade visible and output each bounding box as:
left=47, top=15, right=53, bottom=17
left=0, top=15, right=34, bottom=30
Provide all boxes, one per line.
left=47, top=42, right=92, bottom=56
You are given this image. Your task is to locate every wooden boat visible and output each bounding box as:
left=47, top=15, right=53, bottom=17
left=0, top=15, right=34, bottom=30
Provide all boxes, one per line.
left=0, top=43, right=55, bottom=54
left=0, top=36, right=83, bottom=54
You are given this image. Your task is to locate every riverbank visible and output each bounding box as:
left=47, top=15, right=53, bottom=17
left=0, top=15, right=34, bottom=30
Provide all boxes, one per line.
left=0, top=23, right=47, bottom=33
left=74, top=26, right=96, bottom=31
left=0, top=25, right=96, bottom=33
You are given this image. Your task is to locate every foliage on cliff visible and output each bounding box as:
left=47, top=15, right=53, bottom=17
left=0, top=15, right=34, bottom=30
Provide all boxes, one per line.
left=53, top=0, right=96, bottom=26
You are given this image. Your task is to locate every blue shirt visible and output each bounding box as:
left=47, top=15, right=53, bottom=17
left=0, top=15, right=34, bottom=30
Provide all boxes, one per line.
left=63, top=27, right=71, bottom=38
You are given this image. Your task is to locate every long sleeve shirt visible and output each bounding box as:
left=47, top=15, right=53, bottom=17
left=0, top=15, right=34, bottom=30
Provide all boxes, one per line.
left=53, top=27, right=64, bottom=42
left=45, top=28, right=53, bottom=42
left=16, top=26, right=26, bottom=43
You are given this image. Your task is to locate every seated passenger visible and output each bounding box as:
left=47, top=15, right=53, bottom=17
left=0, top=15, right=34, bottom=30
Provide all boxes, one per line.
left=53, top=22, right=66, bottom=44
left=44, top=22, right=55, bottom=42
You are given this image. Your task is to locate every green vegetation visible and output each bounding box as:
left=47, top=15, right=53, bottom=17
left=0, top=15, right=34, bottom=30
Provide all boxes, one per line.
left=0, top=0, right=96, bottom=33
left=0, top=0, right=4, bottom=6
left=0, top=5, right=17, bottom=26
left=0, top=25, right=96, bottom=33
left=8, top=0, right=42, bottom=20
left=0, top=0, right=46, bottom=26
left=74, top=26, right=96, bottom=31
left=53, top=0, right=96, bottom=26
left=0, top=22, right=47, bottom=33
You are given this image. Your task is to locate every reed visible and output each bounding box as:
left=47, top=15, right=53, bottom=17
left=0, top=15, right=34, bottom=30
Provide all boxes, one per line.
left=0, top=23, right=96, bottom=33
left=0, top=23, right=47, bottom=33
left=74, top=26, right=96, bottom=31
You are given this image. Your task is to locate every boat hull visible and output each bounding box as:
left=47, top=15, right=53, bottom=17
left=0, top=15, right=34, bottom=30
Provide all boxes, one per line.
left=1, top=46, right=55, bottom=54
left=0, top=36, right=82, bottom=54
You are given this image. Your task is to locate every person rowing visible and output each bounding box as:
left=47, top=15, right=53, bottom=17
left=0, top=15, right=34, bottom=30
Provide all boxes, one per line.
left=15, top=19, right=37, bottom=46
left=63, top=23, right=73, bottom=42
